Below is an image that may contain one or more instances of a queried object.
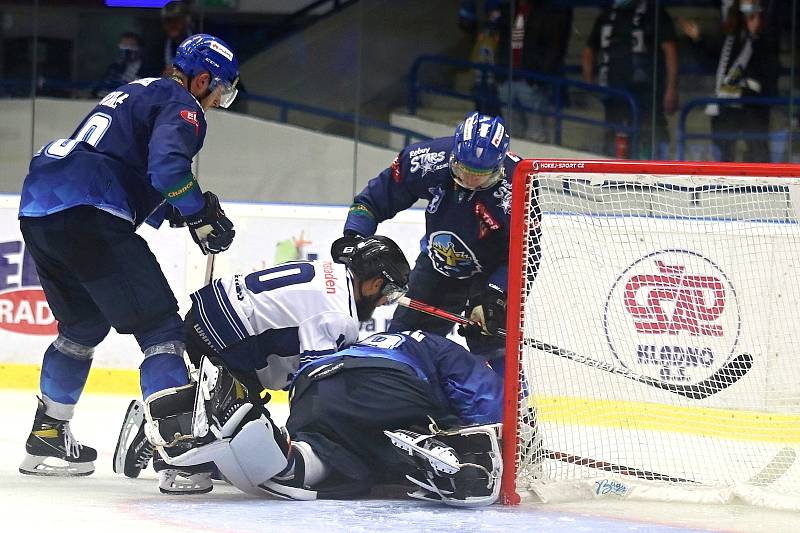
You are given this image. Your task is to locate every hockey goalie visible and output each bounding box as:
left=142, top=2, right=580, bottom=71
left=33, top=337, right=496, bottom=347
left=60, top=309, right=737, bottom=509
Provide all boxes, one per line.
left=141, top=330, right=504, bottom=507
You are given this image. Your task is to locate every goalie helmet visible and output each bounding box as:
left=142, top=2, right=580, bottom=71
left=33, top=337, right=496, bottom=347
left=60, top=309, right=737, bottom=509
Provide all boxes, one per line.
left=450, top=112, right=509, bottom=190
left=335, top=235, right=410, bottom=303
left=174, top=34, right=240, bottom=108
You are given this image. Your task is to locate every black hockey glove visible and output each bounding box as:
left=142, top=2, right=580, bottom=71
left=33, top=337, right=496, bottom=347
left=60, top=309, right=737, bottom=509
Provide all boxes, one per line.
left=184, top=191, right=235, bottom=255
left=330, top=232, right=364, bottom=264
left=458, top=284, right=507, bottom=338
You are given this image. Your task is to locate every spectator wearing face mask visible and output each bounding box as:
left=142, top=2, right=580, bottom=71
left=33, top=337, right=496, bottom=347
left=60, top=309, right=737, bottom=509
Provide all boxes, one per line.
left=92, top=32, right=144, bottom=98
left=691, top=0, right=779, bottom=162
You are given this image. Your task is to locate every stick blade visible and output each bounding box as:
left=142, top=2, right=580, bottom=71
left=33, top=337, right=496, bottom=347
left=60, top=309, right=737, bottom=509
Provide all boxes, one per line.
left=671, top=352, right=753, bottom=400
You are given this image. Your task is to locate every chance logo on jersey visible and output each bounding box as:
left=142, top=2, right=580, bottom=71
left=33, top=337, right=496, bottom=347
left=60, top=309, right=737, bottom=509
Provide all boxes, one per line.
left=427, top=231, right=482, bottom=279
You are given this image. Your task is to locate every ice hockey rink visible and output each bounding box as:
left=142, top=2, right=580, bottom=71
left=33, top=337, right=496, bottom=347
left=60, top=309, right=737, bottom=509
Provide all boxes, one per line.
left=1, top=390, right=797, bottom=533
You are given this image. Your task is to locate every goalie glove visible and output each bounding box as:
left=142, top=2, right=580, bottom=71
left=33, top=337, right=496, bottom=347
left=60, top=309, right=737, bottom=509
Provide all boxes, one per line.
left=184, top=191, right=235, bottom=255
left=386, top=423, right=503, bottom=507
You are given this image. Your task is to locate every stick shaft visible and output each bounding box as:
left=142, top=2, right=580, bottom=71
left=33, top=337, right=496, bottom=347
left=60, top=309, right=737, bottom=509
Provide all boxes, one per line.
left=205, top=254, right=216, bottom=284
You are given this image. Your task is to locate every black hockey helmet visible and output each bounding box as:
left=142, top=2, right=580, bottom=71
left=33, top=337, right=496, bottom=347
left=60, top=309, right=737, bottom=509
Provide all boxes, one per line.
left=332, top=235, right=410, bottom=302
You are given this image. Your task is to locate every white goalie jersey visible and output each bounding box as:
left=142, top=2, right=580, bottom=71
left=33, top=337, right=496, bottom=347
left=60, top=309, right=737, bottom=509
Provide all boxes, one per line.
left=190, top=260, right=360, bottom=389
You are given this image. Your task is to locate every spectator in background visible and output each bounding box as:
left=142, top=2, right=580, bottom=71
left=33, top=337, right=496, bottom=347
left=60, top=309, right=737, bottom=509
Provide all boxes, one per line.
left=92, top=32, right=144, bottom=98
left=582, top=0, right=679, bottom=159
left=494, top=0, right=573, bottom=143
left=159, top=1, right=193, bottom=76
left=681, top=0, right=779, bottom=162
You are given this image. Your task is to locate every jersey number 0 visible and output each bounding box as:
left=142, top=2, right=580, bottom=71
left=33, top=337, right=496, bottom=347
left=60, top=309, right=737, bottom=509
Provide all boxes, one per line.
left=244, top=262, right=316, bottom=294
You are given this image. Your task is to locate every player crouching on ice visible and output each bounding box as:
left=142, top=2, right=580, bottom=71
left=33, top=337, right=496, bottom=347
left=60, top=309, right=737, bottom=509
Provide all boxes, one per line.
left=115, top=236, right=411, bottom=494
left=146, top=331, right=504, bottom=507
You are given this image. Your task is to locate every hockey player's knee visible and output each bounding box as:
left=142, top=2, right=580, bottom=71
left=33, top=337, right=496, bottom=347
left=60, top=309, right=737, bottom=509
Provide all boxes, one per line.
left=56, top=321, right=111, bottom=356
left=133, top=313, right=184, bottom=352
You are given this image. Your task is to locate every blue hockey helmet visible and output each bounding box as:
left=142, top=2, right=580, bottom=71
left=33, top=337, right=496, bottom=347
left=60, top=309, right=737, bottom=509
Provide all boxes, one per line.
left=450, top=112, right=510, bottom=190
left=174, top=34, right=240, bottom=108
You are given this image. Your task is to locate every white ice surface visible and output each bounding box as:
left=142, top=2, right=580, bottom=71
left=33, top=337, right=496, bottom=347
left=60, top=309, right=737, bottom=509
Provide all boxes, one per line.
left=1, top=390, right=798, bottom=532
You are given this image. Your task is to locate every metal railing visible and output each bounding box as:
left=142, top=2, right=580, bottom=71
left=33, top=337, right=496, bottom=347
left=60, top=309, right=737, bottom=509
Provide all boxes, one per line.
left=677, top=96, right=800, bottom=160
left=408, top=54, right=640, bottom=155
left=0, top=79, right=431, bottom=149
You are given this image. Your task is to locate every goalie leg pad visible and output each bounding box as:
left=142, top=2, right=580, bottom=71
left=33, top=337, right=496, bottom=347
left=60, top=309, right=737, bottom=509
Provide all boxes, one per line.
left=143, top=383, right=196, bottom=448
left=193, top=355, right=253, bottom=441
left=390, top=423, right=503, bottom=508
left=169, top=416, right=288, bottom=496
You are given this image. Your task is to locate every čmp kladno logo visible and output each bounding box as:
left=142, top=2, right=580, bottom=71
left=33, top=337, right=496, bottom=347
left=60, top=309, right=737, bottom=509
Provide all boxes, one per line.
left=0, top=240, right=57, bottom=335
left=604, top=250, right=740, bottom=384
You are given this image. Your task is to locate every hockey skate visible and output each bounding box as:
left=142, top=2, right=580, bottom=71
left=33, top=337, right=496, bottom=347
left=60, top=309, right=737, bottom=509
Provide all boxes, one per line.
left=153, top=452, right=214, bottom=495
left=386, top=423, right=503, bottom=507
left=19, top=397, right=97, bottom=476
left=113, top=399, right=154, bottom=478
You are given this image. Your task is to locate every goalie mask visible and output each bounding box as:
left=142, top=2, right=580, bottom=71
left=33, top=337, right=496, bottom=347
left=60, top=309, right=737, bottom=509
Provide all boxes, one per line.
left=386, top=423, right=503, bottom=507
left=450, top=112, right=509, bottom=191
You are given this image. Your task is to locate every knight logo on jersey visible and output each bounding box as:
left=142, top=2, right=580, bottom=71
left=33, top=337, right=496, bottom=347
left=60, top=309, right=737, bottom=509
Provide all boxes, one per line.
left=427, top=232, right=482, bottom=279
left=180, top=110, right=200, bottom=135
left=603, top=250, right=740, bottom=384
left=0, top=240, right=57, bottom=335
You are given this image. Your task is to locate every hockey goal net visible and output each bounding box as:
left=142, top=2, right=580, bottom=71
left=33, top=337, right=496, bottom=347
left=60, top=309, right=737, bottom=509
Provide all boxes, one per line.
left=501, top=160, right=800, bottom=510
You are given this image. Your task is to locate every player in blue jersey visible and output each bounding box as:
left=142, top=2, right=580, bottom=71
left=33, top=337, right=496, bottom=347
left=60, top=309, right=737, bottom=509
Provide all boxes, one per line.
left=17, top=34, right=240, bottom=477
left=339, top=112, right=542, bottom=372
left=149, top=331, right=505, bottom=506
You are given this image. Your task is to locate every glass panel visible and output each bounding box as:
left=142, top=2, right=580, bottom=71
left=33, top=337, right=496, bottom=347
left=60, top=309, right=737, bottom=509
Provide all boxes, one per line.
left=671, top=0, right=788, bottom=163
left=1, top=3, right=35, bottom=196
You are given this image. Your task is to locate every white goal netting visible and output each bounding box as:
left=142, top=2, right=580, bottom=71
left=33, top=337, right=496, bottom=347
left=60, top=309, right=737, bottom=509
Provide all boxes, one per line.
left=502, top=161, right=800, bottom=510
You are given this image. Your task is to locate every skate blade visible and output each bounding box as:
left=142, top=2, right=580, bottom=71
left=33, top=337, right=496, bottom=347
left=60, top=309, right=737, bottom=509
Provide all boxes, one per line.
left=158, top=469, right=214, bottom=495
left=19, top=454, right=94, bottom=477
left=384, top=430, right=461, bottom=475
left=113, top=399, right=146, bottom=477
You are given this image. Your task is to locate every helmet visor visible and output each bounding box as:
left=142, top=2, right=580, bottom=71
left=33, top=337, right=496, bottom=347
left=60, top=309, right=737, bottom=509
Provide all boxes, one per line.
left=210, top=77, right=239, bottom=109
left=382, top=281, right=408, bottom=305
left=450, top=155, right=503, bottom=190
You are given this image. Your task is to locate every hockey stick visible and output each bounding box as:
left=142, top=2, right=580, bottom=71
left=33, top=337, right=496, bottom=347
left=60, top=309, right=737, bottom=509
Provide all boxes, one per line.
left=747, top=447, right=796, bottom=487
left=397, top=297, right=752, bottom=400
left=545, top=446, right=796, bottom=487
left=205, top=254, right=216, bottom=284
left=543, top=449, right=699, bottom=484
left=525, top=340, right=753, bottom=401
left=395, top=296, right=507, bottom=336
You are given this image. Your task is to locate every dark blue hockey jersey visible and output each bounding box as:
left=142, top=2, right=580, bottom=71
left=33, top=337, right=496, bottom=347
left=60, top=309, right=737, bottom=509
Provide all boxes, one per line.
left=344, top=137, right=523, bottom=292
left=295, top=331, right=503, bottom=425
left=19, top=77, right=207, bottom=228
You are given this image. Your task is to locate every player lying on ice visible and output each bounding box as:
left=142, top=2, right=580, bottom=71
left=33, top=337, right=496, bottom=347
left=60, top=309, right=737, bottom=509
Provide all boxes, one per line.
left=115, top=235, right=411, bottom=494
left=146, top=330, right=504, bottom=507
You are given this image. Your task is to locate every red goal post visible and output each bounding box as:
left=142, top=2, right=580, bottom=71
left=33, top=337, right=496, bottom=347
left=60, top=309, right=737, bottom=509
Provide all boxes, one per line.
left=501, top=160, right=800, bottom=507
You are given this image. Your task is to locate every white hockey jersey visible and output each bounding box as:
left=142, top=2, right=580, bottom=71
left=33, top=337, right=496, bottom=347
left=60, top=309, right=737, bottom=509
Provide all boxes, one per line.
left=190, top=260, right=359, bottom=389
